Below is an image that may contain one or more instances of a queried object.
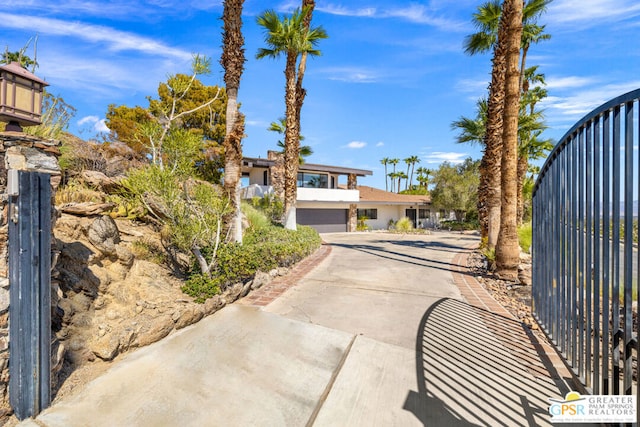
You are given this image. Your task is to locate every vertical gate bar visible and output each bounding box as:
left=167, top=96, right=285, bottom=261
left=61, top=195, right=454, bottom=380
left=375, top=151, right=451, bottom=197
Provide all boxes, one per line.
left=578, top=127, right=586, bottom=381
left=612, top=104, right=621, bottom=395
left=593, top=114, right=602, bottom=394
left=557, top=148, right=569, bottom=358
left=569, top=134, right=579, bottom=375
left=556, top=153, right=562, bottom=346
left=552, top=155, right=560, bottom=343
left=545, top=159, right=559, bottom=340
left=586, top=120, right=594, bottom=389
left=636, top=99, right=640, bottom=422
left=603, top=109, right=611, bottom=394
left=623, top=100, right=634, bottom=395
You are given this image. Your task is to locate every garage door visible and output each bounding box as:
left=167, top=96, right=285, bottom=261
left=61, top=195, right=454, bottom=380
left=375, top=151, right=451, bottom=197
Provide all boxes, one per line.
left=297, top=208, right=348, bottom=233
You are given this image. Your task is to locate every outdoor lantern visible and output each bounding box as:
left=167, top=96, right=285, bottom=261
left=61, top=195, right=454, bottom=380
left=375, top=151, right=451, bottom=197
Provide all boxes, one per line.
left=0, top=61, right=48, bottom=132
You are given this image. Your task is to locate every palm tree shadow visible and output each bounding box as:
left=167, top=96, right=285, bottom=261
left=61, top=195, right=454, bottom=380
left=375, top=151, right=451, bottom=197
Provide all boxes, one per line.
left=404, top=298, right=572, bottom=426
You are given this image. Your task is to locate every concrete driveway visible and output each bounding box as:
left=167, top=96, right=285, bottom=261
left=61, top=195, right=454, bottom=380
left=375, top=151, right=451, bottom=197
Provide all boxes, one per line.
left=265, top=231, right=477, bottom=349
left=20, top=231, right=573, bottom=427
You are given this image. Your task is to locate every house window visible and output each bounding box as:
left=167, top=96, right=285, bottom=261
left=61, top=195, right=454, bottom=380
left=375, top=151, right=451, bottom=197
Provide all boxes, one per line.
left=357, top=208, right=378, bottom=219
left=419, top=209, right=430, bottom=219
left=297, top=172, right=328, bottom=188
left=263, top=170, right=268, bottom=186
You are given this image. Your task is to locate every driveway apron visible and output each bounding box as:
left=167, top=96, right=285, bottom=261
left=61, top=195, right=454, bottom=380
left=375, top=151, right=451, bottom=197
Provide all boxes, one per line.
left=21, top=231, right=577, bottom=427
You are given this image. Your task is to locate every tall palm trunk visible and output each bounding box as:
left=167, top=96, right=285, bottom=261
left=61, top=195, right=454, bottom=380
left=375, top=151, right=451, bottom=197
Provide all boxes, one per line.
left=481, top=22, right=507, bottom=249
left=222, top=0, right=245, bottom=243
left=516, top=152, right=528, bottom=224
left=496, top=0, right=524, bottom=280
left=283, top=52, right=299, bottom=230
left=283, top=0, right=315, bottom=231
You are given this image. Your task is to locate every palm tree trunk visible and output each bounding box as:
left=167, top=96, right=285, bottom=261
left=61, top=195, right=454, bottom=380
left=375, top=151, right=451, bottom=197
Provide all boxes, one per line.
left=221, top=0, right=245, bottom=243
left=283, top=52, right=299, bottom=230
left=516, top=152, right=528, bottom=225
left=482, top=0, right=509, bottom=250
left=496, top=0, right=524, bottom=280
left=224, top=113, right=245, bottom=240
left=285, top=0, right=316, bottom=231
left=384, top=164, right=388, bottom=191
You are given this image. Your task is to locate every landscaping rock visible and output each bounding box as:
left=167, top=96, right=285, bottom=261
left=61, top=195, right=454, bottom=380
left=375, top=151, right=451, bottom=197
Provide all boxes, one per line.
left=87, top=216, right=120, bottom=256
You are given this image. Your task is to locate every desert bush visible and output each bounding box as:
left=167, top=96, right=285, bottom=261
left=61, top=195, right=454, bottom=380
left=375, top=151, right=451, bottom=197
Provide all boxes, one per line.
left=250, top=195, right=284, bottom=225
left=440, top=219, right=479, bottom=231
left=182, top=224, right=321, bottom=301
left=131, top=239, right=166, bottom=264
left=55, top=179, right=104, bottom=205
left=395, top=216, right=414, bottom=232
left=518, top=222, right=532, bottom=254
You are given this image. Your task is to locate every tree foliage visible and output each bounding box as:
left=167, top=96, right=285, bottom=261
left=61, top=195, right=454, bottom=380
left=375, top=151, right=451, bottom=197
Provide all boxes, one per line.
left=430, top=159, right=480, bottom=221
left=104, top=57, right=227, bottom=182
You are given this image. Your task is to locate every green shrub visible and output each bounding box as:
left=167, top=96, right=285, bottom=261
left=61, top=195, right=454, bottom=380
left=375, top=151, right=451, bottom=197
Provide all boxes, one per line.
left=518, top=222, right=532, bottom=253
left=131, top=239, right=166, bottom=264
left=395, top=216, right=414, bottom=232
left=482, top=247, right=496, bottom=271
left=250, top=195, right=284, bottom=225
left=440, top=219, right=479, bottom=231
left=181, top=274, right=222, bottom=303
left=357, top=216, right=370, bottom=231
left=181, top=224, right=322, bottom=300
left=242, top=202, right=271, bottom=230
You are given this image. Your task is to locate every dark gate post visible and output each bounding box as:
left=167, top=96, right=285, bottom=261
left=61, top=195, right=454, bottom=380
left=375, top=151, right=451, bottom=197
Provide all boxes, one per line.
left=8, top=171, right=51, bottom=419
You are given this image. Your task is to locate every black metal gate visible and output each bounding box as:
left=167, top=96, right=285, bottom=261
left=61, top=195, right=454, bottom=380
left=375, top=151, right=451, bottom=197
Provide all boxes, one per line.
left=8, top=171, right=51, bottom=419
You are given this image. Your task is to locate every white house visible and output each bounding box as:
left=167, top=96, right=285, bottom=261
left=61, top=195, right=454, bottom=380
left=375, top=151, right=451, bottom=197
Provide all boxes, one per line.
left=240, top=152, right=438, bottom=233
left=355, top=185, right=434, bottom=230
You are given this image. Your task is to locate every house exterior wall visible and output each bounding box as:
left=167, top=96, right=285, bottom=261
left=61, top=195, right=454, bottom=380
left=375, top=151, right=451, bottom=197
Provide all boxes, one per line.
left=356, top=204, right=437, bottom=230
left=247, top=168, right=268, bottom=186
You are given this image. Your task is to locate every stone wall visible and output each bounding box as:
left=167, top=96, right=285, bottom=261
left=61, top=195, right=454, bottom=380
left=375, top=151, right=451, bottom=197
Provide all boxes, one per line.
left=0, top=132, right=61, bottom=417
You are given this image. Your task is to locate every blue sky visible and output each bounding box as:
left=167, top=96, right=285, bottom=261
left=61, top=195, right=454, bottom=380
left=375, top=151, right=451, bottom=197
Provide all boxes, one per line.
left=2, top=0, right=640, bottom=189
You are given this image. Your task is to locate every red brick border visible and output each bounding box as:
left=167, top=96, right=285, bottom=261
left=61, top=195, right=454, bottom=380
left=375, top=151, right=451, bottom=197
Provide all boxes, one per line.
left=451, top=248, right=575, bottom=388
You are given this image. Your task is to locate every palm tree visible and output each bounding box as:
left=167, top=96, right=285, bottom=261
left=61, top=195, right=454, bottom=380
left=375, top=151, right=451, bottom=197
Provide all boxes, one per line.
left=403, top=158, right=412, bottom=190
left=269, top=117, right=313, bottom=164
left=221, top=0, right=246, bottom=243
left=388, top=172, right=397, bottom=193
left=390, top=158, right=399, bottom=175
left=495, top=0, right=524, bottom=280
left=404, top=155, right=420, bottom=190
left=256, top=7, right=327, bottom=230
left=464, top=0, right=550, bottom=249
left=396, top=172, right=408, bottom=194
left=294, top=0, right=317, bottom=165
left=451, top=98, right=488, bottom=145
left=380, top=157, right=390, bottom=191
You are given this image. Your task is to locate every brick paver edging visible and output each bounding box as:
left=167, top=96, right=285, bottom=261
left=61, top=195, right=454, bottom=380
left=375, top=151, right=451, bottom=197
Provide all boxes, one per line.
left=451, top=248, right=575, bottom=391
left=239, top=243, right=332, bottom=307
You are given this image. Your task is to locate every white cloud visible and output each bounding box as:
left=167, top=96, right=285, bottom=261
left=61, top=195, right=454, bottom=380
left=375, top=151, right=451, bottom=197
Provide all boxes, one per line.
left=545, top=76, right=597, bottom=90
left=322, top=67, right=380, bottom=84
left=317, top=3, right=466, bottom=30
left=547, top=0, right=640, bottom=25
left=541, top=80, right=640, bottom=122
left=346, top=141, right=367, bottom=149
left=376, top=142, right=384, bottom=147
left=423, top=152, right=468, bottom=164
left=0, top=13, right=191, bottom=60
left=77, top=115, right=110, bottom=133
left=317, top=4, right=376, bottom=17
left=77, top=115, right=99, bottom=126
